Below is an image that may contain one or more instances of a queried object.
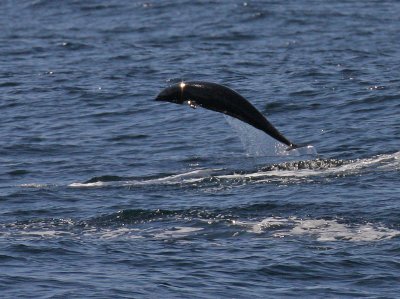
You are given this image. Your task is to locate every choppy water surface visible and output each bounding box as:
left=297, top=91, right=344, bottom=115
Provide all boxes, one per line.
left=1, top=1, right=399, bottom=298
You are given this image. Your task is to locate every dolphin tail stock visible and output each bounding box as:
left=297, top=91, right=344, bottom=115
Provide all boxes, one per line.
left=286, top=144, right=298, bottom=151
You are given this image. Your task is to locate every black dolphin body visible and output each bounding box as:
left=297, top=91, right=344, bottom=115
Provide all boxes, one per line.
left=155, top=81, right=298, bottom=148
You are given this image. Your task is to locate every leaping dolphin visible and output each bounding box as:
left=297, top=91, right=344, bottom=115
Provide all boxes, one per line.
left=155, top=81, right=299, bottom=149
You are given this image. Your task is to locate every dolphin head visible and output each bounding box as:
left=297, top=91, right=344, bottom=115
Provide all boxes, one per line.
left=155, top=82, right=186, bottom=104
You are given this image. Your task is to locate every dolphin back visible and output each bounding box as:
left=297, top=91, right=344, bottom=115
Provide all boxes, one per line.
left=182, top=81, right=295, bottom=147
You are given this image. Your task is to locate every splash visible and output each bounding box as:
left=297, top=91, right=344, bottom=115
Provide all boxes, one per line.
left=224, top=115, right=317, bottom=158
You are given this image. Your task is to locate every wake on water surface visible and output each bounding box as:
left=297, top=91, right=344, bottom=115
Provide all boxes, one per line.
left=13, top=118, right=400, bottom=243
left=67, top=117, right=398, bottom=189
left=66, top=150, right=399, bottom=188
left=11, top=149, right=400, bottom=243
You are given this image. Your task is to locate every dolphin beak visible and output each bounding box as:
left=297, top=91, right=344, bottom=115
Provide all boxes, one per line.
left=154, top=93, right=166, bottom=101
left=154, top=88, right=171, bottom=102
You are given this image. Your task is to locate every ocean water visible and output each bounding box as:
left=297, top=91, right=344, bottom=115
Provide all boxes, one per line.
left=1, top=1, right=399, bottom=298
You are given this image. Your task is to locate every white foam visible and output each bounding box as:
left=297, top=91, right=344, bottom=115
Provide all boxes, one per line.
left=69, top=181, right=109, bottom=188
left=288, top=219, right=400, bottom=241
left=234, top=217, right=400, bottom=242
left=20, top=183, right=52, bottom=188
left=18, top=230, right=72, bottom=238
left=154, top=226, right=204, bottom=239
left=233, top=217, right=289, bottom=233
left=99, top=227, right=143, bottom=239
left=218, top=151, right=400, bottom=181
left=2, top=216, right=398, bottom=243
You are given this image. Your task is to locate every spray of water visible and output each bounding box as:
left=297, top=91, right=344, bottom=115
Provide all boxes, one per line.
left=224, top=115, right=317, bottom=158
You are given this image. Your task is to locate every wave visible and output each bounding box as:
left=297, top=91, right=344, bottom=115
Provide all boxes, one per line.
left=16, top=150, right=398, bottom=191
left=233, top=217, right=400, bottom=242
left=2, top=208, right=398, bottom=243
left=67, top=151, right=399, bottom=189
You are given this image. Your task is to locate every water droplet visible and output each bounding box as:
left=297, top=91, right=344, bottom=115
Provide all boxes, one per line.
left=187, top=100, right=197, bottom=109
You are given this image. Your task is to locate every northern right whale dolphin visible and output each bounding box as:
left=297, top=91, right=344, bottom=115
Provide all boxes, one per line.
left=155, top=81, right=299, bottom=149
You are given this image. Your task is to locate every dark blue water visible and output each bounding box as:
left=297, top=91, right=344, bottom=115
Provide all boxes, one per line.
left=1, top=1, right=399, bottom=298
